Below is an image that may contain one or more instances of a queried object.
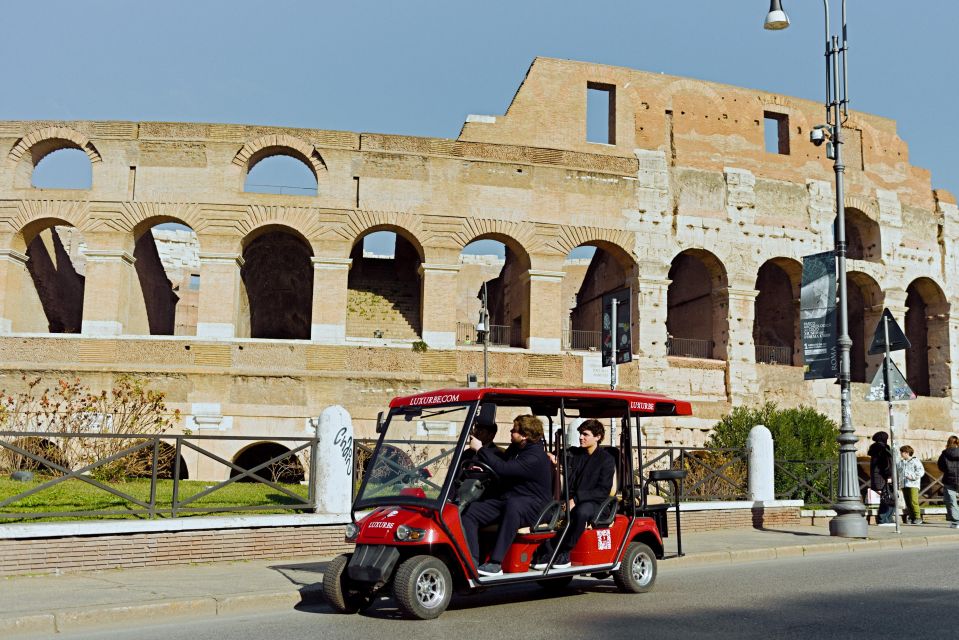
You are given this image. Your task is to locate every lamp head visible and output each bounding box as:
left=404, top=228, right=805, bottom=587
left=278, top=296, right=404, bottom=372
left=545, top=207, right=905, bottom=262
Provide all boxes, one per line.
left=764, top=0, right=790, bottom=30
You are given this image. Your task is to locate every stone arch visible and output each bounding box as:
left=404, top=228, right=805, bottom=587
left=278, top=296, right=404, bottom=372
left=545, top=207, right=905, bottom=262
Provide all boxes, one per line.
left=563, top=239, right=638, bottom=353
left=6, top=126, right=102, bottom=165
left=844, top=207, right=881, bottom=261
left=847, top=271, right=884, bottom=383
left=458, top=231, right=533, bottom=348
left=130, top=215, right=201, bottom=337
left=233, top=134, right=326, bottom=179
left=12, top=217, right=86, bottom=333
left=240, top=224, right=314, bottom=340
left=230, top=441, right=304, bottom=484
left=905, top=277, right=950, bottom=397
left=347, top=225, right=423, bottom=341
left=666, top=248, right=728, bottom=360
left=753, top=257, right=801, bottom=365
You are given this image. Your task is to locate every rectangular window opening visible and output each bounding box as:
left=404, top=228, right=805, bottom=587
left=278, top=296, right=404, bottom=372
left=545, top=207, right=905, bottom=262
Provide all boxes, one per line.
left=764, top=111, right=790, bottom=155
left=587, top=82, right=616, bottom=145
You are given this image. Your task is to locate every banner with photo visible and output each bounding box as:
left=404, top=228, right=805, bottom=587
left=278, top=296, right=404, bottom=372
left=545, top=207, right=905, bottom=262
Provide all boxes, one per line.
left=801, top=251, right=838, bottom=380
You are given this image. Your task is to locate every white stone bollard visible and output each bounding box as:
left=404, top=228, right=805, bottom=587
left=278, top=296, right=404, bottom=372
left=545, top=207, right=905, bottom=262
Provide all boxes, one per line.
left=748, top=424, right=775, bottom=503
left=313, top=405, right=354, bottom=519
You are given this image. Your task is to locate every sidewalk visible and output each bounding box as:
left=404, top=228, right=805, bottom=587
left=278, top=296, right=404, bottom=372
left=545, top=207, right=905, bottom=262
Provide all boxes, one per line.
left=3, top=522, right=959, bottom=637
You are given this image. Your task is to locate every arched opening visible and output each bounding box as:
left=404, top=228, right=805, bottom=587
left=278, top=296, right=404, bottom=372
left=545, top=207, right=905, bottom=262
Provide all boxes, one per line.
left=30, top=147, right=93, bottom=190
left=231, top=442, right=304, bottom=484
left=906, top=278, right=950, bottom=397
left=844, top=208, right=881, bottom=262
left=753, top=258, right=801, bottom=365
left=562, top=243, right=636, bottom=352
left=132, top=221, right=199, bottom=336
left=847, top=272, right=884, bottom=383
left=456, top=236, right=530, bottom=348
left=241, top=227, right=314, bottom=340
left=22, top=222, right=86, bottom=333
left=348, top=229, right=423, bottom=340
left=666, top=250, right=728, bottom=360
left=243, top=153, right=317, bottom=196
left=4, top=437, right=68, bottom=474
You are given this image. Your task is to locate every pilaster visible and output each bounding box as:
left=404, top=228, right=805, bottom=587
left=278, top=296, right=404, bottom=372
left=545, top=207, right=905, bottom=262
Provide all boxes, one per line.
left=196, top=252, right=246, bottom=338
left=310, top=257, right=352, bottom=343
left=418, top=263, right=461, bottom=348
left=525, top=269, right=565, bottom=353
left=79, top=249, right=138, bottom=336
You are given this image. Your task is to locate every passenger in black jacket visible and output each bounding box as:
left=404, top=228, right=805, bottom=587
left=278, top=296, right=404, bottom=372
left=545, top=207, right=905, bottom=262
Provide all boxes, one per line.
left=533, top=419, right=616, bottom=569
left=937, top=435, right=959, bottom=527
left=461, top=414, right=552, bottom=577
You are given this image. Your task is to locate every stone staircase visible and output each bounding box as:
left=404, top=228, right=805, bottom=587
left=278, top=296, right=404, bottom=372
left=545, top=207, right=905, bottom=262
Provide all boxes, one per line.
left=346, top=260, right=421, bottom=339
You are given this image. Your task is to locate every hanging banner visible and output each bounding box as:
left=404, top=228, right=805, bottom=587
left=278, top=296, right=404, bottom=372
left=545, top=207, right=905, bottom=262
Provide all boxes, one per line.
left=800, top=251, right=839, bottom=380
left=601, top=289, right=632, bottom=367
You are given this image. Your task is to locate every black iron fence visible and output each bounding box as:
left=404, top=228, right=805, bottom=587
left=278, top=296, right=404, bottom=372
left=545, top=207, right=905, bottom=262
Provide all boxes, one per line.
left=0, top=430, right=319, bottom=520
left=755, top=344, right=793, bottom=366
left=667, top=337, right=715, bottom=359
left=640, top=446, right=749, bottom=501
left=456, top=322, right=511, bottom=346
left=562, top=329, right=602, bottom=352
left=774, top=459, right=948, bottom=506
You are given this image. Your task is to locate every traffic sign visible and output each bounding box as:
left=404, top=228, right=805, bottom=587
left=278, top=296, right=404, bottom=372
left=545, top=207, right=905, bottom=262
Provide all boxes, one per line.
left=865, top=356, right=915, bottom=402
left=868, top=308, right=911, bottom=355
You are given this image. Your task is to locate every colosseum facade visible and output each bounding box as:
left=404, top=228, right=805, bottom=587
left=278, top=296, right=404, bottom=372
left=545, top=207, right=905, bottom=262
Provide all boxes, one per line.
left=1, top=57, right=956, bottom=479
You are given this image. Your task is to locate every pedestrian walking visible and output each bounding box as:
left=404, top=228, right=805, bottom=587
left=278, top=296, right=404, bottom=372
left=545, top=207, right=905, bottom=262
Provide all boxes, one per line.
left=897, top=445, right=924, bottom=524
left=868, top=431, right=895, bottom=526
left=936, top=435, right=959, bottom=528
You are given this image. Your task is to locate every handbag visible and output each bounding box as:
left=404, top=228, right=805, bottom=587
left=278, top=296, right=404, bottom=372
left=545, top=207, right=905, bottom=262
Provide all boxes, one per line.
left=880, top=483, right=896, bottom=506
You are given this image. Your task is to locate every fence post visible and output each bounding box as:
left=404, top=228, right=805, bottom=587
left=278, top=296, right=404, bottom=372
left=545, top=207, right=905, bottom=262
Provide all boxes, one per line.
left=314, top=405, right=354, bottom=520
left=748, top=424, right=775, bottom=502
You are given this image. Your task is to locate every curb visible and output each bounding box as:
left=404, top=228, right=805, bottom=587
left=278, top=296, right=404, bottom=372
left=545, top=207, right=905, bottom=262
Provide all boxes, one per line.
left=3, top=536, right=959, bottom=636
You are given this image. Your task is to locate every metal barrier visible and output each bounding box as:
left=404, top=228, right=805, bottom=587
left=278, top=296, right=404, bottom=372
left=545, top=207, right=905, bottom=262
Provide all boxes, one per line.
left=639, top=446, right=749, bottom=501
left=755, top=344, right=793, bottom=366
left=0, top=431, right=319, bottom=520
left=666, top=337, right=715, bottom=359
left=775, top=459, right=947, bottom=506
left=562, top=329, right=602, bottom=351
left=456, top=322, right=511, bottom=346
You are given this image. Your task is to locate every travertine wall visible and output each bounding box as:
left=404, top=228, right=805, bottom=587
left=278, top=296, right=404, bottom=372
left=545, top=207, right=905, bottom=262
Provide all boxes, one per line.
left=1, top=57, right=956, bottom=477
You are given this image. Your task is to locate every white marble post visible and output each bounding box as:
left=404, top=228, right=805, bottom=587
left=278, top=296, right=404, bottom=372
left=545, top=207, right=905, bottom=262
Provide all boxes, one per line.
left=314, top=405, right=354, bottom=519
left=748, top=424, right=775, bottom=502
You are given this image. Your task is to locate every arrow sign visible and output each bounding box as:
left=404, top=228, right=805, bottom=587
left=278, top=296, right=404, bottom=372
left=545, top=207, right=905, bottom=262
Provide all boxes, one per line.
left=865, top=356, right=916, bottom=402
left=868, top=308, right=911, bottom=355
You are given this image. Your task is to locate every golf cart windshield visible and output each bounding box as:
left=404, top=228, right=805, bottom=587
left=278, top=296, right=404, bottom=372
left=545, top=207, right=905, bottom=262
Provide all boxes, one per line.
left=355, top=402, right=473, bottom=508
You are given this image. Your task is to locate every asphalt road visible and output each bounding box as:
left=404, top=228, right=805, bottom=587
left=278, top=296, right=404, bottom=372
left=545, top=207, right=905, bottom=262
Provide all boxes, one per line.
left=47, top=545, right=959, bottom=640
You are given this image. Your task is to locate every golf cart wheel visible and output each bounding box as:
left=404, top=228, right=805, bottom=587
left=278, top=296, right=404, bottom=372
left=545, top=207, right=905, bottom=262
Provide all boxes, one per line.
left=613, top=542, right=657, bottom=593
left=322, top=554, right=373, bottom=613
left=536, top=576, right=574, bottom=591
left=392, top=555, right=453, bottom=620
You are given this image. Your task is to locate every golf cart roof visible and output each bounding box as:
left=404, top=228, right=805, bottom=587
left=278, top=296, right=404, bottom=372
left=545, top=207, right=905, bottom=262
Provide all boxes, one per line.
left=389, top=388, right=692, bottom=418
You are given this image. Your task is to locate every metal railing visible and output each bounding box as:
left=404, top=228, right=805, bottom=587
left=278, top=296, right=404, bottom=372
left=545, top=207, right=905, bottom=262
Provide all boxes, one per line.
left=456, top=322, right=511, bottom=346
left=755, top=344, right=793, bottom=366
left=666, top=337, right=715, bottom=359
left=775, top=459, right=948, bottom=506
left=562, top=329, right=602, bottom=351
left=640, top=446, right=749, bottom=501
left=0, top=430, right=319, bottom=520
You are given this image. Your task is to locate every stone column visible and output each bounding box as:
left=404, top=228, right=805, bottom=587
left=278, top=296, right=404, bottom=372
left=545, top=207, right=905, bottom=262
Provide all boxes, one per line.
left=314, top=405, right=354, bottom=519
left=635, top=276, right=670, bottom=358
left=748, top=425, right=775, bottom=503
left=418, top=263, right=461, bottom=348
left=0, top=248, right=41, bottom=333
left=310, top=257, right=352, bottom=343
left=196, top=252, right=247, bottom=338
left=526, top=269, right=565, bottom=353
left=724, top=286, right=760, bottom=404
left=80, top=248, right=139, bottom=336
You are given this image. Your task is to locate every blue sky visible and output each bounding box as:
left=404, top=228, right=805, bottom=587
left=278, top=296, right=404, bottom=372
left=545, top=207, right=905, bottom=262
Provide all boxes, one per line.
left=5, top=1, right=957, bottom=200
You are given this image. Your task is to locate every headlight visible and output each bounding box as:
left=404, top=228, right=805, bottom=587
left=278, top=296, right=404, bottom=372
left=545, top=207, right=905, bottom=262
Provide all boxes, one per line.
left=395, top=524, right=427, bottom=542
left=345, top=522, right=359, bottom=540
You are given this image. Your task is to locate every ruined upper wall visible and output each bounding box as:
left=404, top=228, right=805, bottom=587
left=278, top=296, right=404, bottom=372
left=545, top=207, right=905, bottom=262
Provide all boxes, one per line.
left=459, top=57, right=936, bottom=210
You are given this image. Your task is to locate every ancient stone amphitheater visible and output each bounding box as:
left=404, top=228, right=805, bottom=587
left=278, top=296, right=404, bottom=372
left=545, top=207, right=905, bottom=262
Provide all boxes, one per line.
left=1, top=57, right=956, bottom=479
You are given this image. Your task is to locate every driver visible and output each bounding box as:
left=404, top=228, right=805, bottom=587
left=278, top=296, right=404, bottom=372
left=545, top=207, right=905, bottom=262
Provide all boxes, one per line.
left=461, top=414, right=551, bottom=577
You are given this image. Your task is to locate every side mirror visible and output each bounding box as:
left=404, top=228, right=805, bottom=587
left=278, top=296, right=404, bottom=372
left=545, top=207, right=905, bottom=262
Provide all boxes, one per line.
left=376, top=411, right=385, bottom=434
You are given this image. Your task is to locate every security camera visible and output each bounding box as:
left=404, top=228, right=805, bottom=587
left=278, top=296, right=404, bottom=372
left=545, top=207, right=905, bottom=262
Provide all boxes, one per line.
left=809, top=127, right=827, bottom=146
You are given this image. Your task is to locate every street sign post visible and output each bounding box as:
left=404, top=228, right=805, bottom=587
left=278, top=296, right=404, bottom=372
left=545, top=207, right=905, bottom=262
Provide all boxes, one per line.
left=601, top=289, right=632, bottom=391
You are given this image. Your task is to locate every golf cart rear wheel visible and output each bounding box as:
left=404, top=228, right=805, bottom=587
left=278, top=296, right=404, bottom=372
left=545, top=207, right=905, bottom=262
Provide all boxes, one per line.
left=322, top=553, right=374, bottom=614
left=613, top=542, right=657, bottom=593
left=392, top=555, right=453, bottom=620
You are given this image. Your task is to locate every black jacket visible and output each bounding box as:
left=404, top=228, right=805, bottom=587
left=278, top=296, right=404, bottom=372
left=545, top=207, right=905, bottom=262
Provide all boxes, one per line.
left=477, top=440, right=552, bottom=506
left=937, top=446, right=959, bottom=489
left=868, top=442, right=893, bottom=491
left=565, top=446, right=616, bottom=504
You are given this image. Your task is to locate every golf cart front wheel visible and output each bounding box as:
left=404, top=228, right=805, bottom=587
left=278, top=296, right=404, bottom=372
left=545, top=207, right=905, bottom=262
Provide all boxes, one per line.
left=392, top=555, right=453, bottom=619
left=322, top=553, right=374, bottom=613
left=613, top=541, right=657, bottom=593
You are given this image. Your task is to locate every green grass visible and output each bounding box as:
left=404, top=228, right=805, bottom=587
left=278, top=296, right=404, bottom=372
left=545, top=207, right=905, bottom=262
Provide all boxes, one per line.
left=0, top=476, right=310, bottom=523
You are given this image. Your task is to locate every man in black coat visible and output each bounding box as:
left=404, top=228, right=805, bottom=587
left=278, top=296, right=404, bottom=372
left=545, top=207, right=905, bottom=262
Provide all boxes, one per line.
left=461, top=414, right=552, bottom=577
left=533, top=418, right=615, bottom=569
left=937, top=435, right=959, bottom=527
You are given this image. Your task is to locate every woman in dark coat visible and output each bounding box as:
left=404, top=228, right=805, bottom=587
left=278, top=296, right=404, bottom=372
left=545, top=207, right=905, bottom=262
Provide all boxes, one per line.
left=868, top=431, right=895, bottom=525
left=936, top=435, right=959, bottom=528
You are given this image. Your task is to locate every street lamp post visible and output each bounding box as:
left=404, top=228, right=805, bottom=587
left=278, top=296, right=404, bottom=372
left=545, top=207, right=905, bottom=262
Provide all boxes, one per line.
left=476, top=281, right=490, bottom=387
left=765, top=0, right=868, bottom=537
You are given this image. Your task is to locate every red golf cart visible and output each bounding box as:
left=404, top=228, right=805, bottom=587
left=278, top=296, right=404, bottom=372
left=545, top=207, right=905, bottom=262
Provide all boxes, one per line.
left=322, top=387, right=691, bottom=619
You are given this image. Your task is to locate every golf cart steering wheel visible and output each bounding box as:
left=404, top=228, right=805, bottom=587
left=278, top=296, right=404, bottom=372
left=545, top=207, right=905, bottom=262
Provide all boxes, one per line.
left=458, top=459, right=500, bottom=483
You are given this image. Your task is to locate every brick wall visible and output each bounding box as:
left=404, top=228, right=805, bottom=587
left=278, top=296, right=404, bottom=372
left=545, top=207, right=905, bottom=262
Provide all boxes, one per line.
left=0, top=524, right=354, bottom=577
left=674, top=506, right=800, bottom=533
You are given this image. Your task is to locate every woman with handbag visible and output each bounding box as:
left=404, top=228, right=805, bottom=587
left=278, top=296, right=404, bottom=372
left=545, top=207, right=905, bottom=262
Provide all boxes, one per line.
left=897, top=445, right=924, bottom=524
left=868, top=431, right=895, bottom=526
